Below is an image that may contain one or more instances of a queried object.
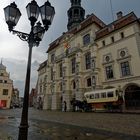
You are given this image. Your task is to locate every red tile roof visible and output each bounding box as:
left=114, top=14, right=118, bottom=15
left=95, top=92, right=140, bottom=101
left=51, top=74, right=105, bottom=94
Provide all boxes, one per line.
left=47, top=14, right=106, bottom=53
left=95, top=12, right=138, bottom=40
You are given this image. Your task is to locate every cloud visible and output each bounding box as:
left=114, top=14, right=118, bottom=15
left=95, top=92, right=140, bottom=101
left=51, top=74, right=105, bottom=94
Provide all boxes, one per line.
left=3, top=58, right=39, bottom=96
left=1, top=0, right=140, bottom=97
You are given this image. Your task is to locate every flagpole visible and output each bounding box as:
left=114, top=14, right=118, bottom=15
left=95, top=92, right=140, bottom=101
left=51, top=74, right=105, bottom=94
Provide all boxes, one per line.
left=110, top=0, right=114, bottom=21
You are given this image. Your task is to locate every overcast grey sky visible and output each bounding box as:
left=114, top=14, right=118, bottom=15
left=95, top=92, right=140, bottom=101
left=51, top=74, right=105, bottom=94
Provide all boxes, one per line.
left=0, top=0, right=140, bottom=96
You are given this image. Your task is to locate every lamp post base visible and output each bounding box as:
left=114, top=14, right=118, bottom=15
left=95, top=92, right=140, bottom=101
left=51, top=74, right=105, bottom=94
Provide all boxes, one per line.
left=18, top=125, right=29, bottom=140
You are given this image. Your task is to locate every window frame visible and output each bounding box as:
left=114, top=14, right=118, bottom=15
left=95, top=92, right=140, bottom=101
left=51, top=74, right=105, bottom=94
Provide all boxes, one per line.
left=85, top=52, right=91, bottom=70
left=71, top=57, right=76, bottom=74
left=120, top=32, right=124, bottom=39
left=111, top=36, right=114, bottom=43
left=51, top=53, right=55, bottom=63
left=120, top=61, right=131, bottom=77
left=59, top=63, right=63, bottom=77
left=3, top=89, right=8, bottom=95
left=87, top=77, right=91, bottom=87
left=105, top=65, right=114, bottom=79
left=83, top=34, right=90, bottom=46
left=102, top=40, right=106, bottom=46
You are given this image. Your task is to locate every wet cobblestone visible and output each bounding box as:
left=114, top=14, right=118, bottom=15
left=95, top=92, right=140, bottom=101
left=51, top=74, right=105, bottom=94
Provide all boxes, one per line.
left=0, top=108, right=140, bottom=140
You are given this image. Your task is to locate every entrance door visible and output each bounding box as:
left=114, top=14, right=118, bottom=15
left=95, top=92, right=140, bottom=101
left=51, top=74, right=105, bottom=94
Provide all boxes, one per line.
left=125, top=85, right=140, bottom=109
left=0, top=100, right=7, bottom=108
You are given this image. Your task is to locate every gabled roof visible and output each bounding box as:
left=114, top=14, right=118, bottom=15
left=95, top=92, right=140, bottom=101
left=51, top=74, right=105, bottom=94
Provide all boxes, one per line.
left=47, top=14, right=106, bottom=53
left=95, top=12, right=138, bottom=40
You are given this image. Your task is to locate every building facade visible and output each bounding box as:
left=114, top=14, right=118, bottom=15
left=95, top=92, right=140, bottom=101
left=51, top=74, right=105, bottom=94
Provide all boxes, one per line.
left=11, top=88, right=20, bottom=108
left=37, top=1, right=140, bottom=111
left=29, top=88, right=37, bottom=107
left=37, top=60, right=48, bottom=109
left=0, top=62, right=13, bottom=109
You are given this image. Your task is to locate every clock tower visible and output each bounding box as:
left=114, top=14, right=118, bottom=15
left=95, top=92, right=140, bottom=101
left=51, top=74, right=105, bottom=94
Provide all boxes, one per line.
left=67, top=0, right=85, bottom=30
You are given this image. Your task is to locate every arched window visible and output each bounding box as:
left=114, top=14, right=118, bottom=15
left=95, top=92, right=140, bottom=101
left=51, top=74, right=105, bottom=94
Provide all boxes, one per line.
left=83, top=34, right=90, bottom=46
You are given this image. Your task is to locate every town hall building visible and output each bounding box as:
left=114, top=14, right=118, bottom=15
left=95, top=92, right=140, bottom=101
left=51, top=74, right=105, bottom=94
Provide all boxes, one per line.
left=37, top=0, right=140, bottom=111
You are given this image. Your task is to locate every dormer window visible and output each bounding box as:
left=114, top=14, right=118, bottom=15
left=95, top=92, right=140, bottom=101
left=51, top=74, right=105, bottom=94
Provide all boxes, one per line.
left=111, top=36, right=114, bottom=43
left=120, top=32, right=124, bottom=39
left=102, top=40, right=106, bottom=46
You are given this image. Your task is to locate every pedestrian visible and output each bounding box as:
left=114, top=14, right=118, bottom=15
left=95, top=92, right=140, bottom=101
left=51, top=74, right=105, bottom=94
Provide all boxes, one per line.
left=64, top=101, right=67, bottom=112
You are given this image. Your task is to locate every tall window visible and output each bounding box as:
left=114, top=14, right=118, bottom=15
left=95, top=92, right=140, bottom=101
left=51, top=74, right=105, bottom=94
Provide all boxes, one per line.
left=51, top=67, right=53, bottom=80
left=83, top=34, right=90, bottom=46
left=85, top=52, right=91, bottom=69
left=40, top=85, right=42, bottom=93
left=105, top=65, right=114, bottom=79
left=3, top=89, right=8, bottom=95
left=120, top=32, right=124, bottom=39
left=59, top=63, right=63, bottom=77
left=73, top=80, right=76, bottom=89
left=87, top=78, right=91, bottom=87
left=71, top=57, right=76, bottom=74
left=51, top=53, right=55, bottom=63
left=102, top=40, right=105, bottom=46
left=60, top=82, right=63, bottom=91
left=121, top=61, right=130, bottom=76
left=111, top=36, right=114, bottom=43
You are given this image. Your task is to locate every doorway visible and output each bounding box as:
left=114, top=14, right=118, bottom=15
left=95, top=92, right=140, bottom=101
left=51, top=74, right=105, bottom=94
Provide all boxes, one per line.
left=125, top=85, right=140, bottom=109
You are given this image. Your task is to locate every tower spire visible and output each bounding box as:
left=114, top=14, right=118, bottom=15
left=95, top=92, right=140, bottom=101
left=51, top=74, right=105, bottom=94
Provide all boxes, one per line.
left=67, top=0, right=85, bottom=30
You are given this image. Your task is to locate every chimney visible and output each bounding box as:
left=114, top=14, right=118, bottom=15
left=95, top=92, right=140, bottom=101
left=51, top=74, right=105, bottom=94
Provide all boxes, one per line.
left=86, top=14, right=90, bottom=18
left=116, top=11, right=123, bottom=19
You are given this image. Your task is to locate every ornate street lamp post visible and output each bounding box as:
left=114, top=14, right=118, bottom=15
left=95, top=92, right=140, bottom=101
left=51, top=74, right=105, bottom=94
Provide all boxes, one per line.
left=4, top=1, right=55, bottom=140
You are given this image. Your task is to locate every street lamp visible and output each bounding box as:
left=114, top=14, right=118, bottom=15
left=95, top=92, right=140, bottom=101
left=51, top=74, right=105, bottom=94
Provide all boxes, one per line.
left=4, top=1, right=55, bottom=140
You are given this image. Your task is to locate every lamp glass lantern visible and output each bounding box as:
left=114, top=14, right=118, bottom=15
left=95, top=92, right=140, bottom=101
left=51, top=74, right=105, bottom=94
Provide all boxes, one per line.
left=33, top=22, right=45, bottom=42
left=26, top=0, right=40, bottom=26
left=40, top=1, right=55, bottom=30
left=4, top=2, right=21, bottom=31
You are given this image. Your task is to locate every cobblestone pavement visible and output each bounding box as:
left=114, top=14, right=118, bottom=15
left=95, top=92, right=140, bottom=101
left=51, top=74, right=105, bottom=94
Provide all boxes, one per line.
left=0, top=108, right=140, bottom=140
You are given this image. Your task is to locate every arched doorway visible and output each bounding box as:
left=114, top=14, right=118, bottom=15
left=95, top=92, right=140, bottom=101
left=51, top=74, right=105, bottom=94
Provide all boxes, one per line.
left=125, top=85, right=140, bottom=109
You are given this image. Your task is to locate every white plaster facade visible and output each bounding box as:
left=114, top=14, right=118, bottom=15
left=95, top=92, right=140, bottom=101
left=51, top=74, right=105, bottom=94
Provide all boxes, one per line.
left=0, top=62, right=13, bottom=109
left=37, top=12, right=140, bottom=111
